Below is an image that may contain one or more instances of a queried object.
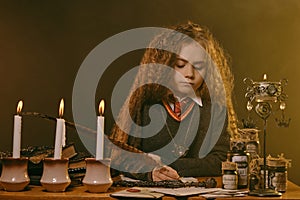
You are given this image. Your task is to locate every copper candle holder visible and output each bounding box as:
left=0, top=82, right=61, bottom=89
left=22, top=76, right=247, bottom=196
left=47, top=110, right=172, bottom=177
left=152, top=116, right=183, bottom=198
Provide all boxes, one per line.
left=82, top=158, right=112, bottom=193
left=0, top=157, right=30, bottom=191
left=40, top=158, right=71, bottom=192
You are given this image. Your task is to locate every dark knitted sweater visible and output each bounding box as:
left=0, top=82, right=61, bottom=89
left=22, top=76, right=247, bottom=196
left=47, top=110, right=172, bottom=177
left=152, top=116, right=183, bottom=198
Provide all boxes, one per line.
left=121, top=99, right=230, bottom=180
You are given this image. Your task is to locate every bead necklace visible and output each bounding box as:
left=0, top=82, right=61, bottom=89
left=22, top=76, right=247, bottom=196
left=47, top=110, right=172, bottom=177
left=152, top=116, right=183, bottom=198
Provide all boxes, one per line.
left=161, top=106, right=196, bottom=157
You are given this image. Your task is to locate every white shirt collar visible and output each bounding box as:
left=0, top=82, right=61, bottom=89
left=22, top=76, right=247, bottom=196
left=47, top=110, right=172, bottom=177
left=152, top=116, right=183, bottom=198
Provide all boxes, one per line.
left=174, top=96, right=203, bottom=107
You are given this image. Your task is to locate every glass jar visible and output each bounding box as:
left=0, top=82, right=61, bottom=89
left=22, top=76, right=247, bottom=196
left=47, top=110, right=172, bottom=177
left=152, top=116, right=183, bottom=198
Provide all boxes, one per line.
left=268, top=160, right=288, bottom=193
left=227, top=150, right=250, bottom=189
left=246, top=140, right=260, bottom=155
left=222, top=161, right=238, bottom=190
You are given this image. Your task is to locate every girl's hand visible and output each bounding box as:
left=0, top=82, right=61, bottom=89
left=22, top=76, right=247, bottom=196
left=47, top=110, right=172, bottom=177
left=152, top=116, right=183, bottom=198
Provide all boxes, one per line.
left=152, top=165, right=180, bottom=181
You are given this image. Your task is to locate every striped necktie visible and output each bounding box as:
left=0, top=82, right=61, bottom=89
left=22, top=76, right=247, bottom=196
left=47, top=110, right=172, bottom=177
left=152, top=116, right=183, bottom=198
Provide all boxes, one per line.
left=174, top=98, right=191, bottom=117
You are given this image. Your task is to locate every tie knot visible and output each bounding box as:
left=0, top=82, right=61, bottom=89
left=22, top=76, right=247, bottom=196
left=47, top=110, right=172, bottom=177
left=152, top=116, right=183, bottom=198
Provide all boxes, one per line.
left=174, top=98, right=191, bottom=117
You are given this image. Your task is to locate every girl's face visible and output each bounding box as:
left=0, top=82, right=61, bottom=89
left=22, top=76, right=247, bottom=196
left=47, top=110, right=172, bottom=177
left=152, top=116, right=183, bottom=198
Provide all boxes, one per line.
left=171, top=43, right=206, bottom=98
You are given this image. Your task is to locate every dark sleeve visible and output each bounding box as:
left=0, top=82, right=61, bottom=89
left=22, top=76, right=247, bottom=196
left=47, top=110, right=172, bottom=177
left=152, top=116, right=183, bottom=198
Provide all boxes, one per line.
left=110, top=103, right=157, bottom=181
left=170, top=112, right=230, bottom=177
left=110, top=146, right=156, bottom=181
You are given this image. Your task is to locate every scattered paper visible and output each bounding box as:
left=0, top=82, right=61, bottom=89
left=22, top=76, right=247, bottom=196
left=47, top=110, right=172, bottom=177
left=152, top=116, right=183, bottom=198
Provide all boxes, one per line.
left=200, top=189, right=249, bottom=198
left=149, top=187, right=222, bottom=196
left=111, top=187, right=164, bottom=199
left=119, top=174, right=140, bottom=182
left=116, top=175, right=249, bottom=198
left=180, top=177, right=199, bottom=183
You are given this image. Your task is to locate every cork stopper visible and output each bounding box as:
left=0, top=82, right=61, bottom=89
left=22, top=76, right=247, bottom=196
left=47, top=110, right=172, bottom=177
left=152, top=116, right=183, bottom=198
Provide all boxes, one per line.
left=222, top=161, right=237, bottom=170
left=267, top=154, right=291, bottom=167
left=259, top=154, right=292, bottom=167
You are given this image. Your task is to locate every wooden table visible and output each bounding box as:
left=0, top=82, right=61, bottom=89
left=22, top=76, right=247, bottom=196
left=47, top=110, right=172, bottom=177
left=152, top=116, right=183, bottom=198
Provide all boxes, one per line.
left=0, top=181, right=299, bottom=200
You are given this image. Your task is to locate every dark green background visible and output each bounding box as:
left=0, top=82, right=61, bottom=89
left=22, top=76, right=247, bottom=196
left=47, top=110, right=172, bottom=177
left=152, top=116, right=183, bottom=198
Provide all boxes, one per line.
left=0, top=0, right=299, bottom=185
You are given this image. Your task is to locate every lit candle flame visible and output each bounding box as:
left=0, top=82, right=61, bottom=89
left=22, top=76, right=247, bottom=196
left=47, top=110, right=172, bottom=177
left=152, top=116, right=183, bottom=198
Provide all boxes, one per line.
left=99, top=99, right=105, bottom=116
left=17, top=100, right=23, bottom=115
left=263, top=74, right=267, bottom=81
left=58, top=98, right=64, bottom=118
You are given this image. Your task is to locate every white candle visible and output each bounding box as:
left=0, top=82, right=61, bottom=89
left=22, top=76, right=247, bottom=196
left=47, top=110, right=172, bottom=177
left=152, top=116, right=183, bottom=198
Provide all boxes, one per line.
left=12, top=100, right=23, bottom=158
left=96, top=99, right=105, bottom=160
left=54, top=99, right=65, bottom=159
left=62, top=120, right=66, bottom=147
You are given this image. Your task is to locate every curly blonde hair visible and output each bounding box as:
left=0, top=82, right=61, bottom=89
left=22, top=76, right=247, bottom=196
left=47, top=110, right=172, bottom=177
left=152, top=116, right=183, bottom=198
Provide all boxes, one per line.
left=110, top=21, right=238, bottom=146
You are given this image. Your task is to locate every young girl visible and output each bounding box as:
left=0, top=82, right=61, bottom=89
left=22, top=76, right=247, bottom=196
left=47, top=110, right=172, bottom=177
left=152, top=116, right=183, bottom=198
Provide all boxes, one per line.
left=109, top=21, right=238, bottom=181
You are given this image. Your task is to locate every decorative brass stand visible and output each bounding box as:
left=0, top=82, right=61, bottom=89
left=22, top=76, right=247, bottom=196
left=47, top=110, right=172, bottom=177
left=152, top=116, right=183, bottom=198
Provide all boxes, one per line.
left=244, top=74, right=290, bottom=197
